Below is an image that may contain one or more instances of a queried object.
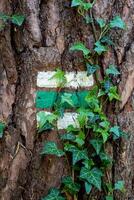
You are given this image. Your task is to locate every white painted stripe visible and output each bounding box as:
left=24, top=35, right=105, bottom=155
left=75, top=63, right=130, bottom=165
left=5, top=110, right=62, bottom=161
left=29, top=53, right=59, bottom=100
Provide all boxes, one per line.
left=57, top=112, right=79, bottom=129
left=37, top=71, right=94, bottom=88
left=37, top=111, right=79, bottom=130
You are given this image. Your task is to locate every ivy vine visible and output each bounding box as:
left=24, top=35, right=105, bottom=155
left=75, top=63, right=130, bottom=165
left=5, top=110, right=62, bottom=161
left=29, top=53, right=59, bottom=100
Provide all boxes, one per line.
left=37, top=1, right=127, bottom=200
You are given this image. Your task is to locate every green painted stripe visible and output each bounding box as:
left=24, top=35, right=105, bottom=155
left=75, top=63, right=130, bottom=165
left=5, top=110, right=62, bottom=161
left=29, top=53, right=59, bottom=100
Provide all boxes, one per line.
left=36, top=90, right=89, bottom=109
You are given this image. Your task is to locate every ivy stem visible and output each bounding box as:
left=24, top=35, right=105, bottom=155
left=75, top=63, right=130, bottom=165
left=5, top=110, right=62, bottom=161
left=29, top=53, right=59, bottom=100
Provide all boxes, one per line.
left=72, top=168, right=78, bottom=200
left=56, top=129, right=72, bottom=176
left=90, top=9, right=97, bottom=41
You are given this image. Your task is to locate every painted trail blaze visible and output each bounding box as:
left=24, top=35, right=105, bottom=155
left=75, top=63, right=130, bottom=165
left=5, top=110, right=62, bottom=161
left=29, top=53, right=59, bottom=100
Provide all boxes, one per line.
left=36, top=71, right=94, bottom=129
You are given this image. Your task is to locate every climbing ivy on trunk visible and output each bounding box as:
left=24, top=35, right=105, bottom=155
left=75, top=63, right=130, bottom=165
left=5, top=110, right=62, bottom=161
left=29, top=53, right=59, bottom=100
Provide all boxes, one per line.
left=37, top=1, right=127, bottom=200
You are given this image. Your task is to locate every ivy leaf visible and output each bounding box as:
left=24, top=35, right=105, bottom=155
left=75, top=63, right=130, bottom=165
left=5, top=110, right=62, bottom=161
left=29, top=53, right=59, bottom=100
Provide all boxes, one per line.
left=42, top=188, right=65, bottom=200
left=82, top=159, right=94, bottom=169
left=108, top=86, right=120, bottom=101
left=98, top=89, right=106, bottom=97
left=101, top=36, right=114, bottom=46
left=110, top=16, right=126, bottom=29
left=70, top=42, right=90, bottom=56
left=0, top=122, right=6, bottom=138
left=106, top=65, right=120, bottom=76
left=64, top=143, right=77, bottom=152
left=37, top=112, right=57, bottom=132
left=80, top=167, right=103, bottom=190
left=85, top=87, right=100, bottom=111
left=64, top=145, right=89, bottom=165
left=101, top=131, right=110, bottom=143
left=99, top=152, right=112, bottom=166
left=86, top=63, right=100, bottom=76
left=114, top=180, right=125, bottom=192
left=85, top=182, right=92, bottom=194
left=94, top=41, right=108, bottom=55
left=99, top=121, right=110, bottom=129
left=110, top=126, right=120, bottom=140
left=0, top=13, right=10, bottom=22
left=72, top=148, right=89, bottom=165
left=106, top=196, right=114, bottom=200
left=61, top=93, right=75, bottom=107
left=110, top=126, right=128, bottom=140
left=106, top=183, right=113, bottom=193
left=75, top=131, right=85, bottom=146
left=11, top=14, right=25, bottom=26
left=103, top=79, right=112, bottom=93
left=62, top=176, right=80, bottom=194
left=71, top=0, right=93, bottom=10
left=41, top=141, right=65, bottom=157
left=60, top=133, right=76, bottom=141
left=83, top=3, right=93, bottom=11
left=71, top=0, right=81, bottom=7
left=96, top=18, right=106, bottom=28
left=77, top=108, right=89, bottom=128
left=50, top=69, right=67, bottom=87
left=84, top=14, right=93, bottom=24
left=90, top=139, right=103, bottom=155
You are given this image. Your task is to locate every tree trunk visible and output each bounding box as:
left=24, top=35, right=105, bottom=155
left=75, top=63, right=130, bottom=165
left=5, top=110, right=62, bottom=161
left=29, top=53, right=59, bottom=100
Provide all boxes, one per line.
left=0, top=0, right=134, bottom=200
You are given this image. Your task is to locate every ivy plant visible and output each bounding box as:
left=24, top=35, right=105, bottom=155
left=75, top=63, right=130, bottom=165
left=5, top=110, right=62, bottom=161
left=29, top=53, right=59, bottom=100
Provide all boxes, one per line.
left=39, top=1, right=127, bottom=200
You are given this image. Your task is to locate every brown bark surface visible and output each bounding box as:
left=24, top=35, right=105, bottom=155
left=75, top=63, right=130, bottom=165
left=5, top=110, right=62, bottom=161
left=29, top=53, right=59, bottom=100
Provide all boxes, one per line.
left=0, top=0, right=134, bottom=200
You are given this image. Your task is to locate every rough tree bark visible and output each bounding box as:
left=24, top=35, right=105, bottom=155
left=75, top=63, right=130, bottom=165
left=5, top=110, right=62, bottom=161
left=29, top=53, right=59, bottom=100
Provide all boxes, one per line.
left=0, top=0, right=134, bottom=200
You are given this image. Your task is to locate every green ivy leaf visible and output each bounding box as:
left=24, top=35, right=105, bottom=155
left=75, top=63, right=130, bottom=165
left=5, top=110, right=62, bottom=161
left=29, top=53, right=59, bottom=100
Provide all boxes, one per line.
left=94, top=41, right=108, bottom=55
left=77, top=108, right=89, bottom=128
left=72, top=148, right=89, bottom=165
left=71, top=0, right=93, bottom=10
left=64, top=143, right=77, bottom=152
left=37, top=112, right=57, bottom=132
left=101, top=36, right=114, bottom=46
left=0, top=13, right=10, bottom=22
left=60, top=133, right=76, bottom=141
left=82, top=159, right=94, bottom=169
left=98, top=89, right=106, bottom=97
left=71, top=0, right=81, bottom=7
left=99, top=121, right=110, bottom=129
left=64, top=145, right=89, bottom=165
left=0, top=122, right=6, bottom=138
left=82, top=3, right=93, bottom=11
left=108, top=86, right=120, bottom=101
left=86, top=63, right=100, bottom=76
left=110, top=126, right=128, bottom=140
left=84, top=14, right=93, bottom=24
left=99, top=152, right=112, bottom=166
left=103, top=79, right=112, bottom=93
left=42, top=188, right=65, bottom=200
left=110, top=16, right=126, bottom=29
left=90, top=139, right=103, bottom=155
left=85, top=182, right=92, bottom=194
left=50, top=69, right=67, bottom=87
left=106, top=196, right=114, bottom=200
left=101, top=131, right=110, bottom=143
left=11, top=14, right=25, bottom=26
left=80, top=167, right=103, bottom=190
left=106, top=65, right=120, bottom=76
left=61, top=93, right=75, bottom=107
left=62, top=176, right=80, bottom=194
left=41, top=141, right=65, bottom=157
left=114, top=180, right=125, bottom=192
left=70, top=42, right=90, bottom=56
left=85, top=87, right=100, bottom=111
left=110, top=126, right=120, bottom=140
left=96, top=18, right=106, bottom=28
left=75, top=131, right=85, bottom=146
